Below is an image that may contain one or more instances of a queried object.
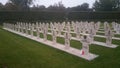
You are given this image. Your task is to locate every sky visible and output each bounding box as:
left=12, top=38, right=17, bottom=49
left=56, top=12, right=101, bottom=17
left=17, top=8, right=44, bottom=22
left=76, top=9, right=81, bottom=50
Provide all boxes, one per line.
left=0, top=0, right=95, bottom=8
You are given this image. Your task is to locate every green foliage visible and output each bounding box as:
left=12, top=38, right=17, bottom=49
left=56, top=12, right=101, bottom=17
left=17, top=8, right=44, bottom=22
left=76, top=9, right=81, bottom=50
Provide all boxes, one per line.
left=7, top=0, right=33, bottom=11
left=67, top=3, right=92, bottom=11
left=93, top=0, right=120, bottom=11
left=68, top=11, right=120, bottom=21
left=47, top=1, right=66, bottom=11
left=0, top=11, right=66, bottom=23
left=0, top=11, right=120, bottom=24
left=0, top=3, right=4, bottom=10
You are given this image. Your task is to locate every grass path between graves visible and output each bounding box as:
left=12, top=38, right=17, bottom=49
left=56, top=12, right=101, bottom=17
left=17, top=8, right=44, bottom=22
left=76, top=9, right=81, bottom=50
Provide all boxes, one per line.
left=0, top=26, right=120, bottom=68
left=96, top=32, right=120, bottom=38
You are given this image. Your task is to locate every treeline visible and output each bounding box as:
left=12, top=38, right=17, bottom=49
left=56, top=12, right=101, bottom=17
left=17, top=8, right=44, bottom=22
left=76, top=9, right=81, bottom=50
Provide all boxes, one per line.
left=1, top=0, right=120, bottom=11
left=0, top=0, right=120, bottom=24
left=0, top=11, right=120, bottom=22
left=0, top=11, right=65, bottom=22
left=0, top=1, right=92, bottom=12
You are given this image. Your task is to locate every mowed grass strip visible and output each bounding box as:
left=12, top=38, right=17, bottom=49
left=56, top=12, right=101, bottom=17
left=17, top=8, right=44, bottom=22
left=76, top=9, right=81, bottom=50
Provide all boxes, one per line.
left=96, top=32, right=105, bottom=35
left=0, top=27, right=120, bottom=68
left=115, top=34, right=120, bottom=38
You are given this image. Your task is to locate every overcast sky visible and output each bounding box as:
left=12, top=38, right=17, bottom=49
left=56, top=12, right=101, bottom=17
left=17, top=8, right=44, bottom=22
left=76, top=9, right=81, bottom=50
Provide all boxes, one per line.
left=0, top=0, right=95, bottom=8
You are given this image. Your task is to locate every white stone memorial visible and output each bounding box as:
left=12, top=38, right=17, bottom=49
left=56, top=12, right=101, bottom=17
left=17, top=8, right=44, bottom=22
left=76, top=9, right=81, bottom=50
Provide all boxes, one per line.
left=36, top=22, right=40, bottom=39
left=43, top=24, right=47, bottom=41
left=64, top=32, right=71, bottom=49
left=52, top=29, right=57, bottom=44
left=106, top=29, right=114, bottom=46
left=80, top=35, right=91, bottom=56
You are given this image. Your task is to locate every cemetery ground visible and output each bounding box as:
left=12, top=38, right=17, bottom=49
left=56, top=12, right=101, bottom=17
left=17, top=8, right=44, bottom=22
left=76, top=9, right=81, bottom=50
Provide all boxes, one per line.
left=0, top=25, right=120, bottom=68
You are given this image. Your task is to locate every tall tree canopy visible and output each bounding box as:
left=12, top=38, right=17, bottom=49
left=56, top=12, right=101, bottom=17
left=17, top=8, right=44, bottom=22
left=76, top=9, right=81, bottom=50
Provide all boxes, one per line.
left=8, top=0, right=33, bottom=10
left=67, top=3, right=92, bottom=11
left=47, top=1, right=65, bottom=11
left=0, top=3, right=4, bottom=10
left=93, top=0, right=120, bottom=11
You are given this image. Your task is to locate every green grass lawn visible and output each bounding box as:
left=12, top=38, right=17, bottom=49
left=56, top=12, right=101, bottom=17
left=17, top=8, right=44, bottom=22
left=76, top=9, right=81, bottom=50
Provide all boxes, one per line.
left=115, top=34, right=120, bottom=38
left=0, top=27, right=120, bottom=68
left=94, top=37, right=119, bottom=45
left=96, top=32, right=105, bottom=35
left=96, top=32, right=120, bottom=38
left=98, top=29, right=104, bottom=32
left=94, top=37, right=106, bottom=42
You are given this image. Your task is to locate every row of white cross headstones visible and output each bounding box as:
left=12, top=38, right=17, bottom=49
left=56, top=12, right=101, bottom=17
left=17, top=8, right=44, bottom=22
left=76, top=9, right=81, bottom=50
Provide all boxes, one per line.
left=3, top=21, right=118, bottom=56
left=112, top=22, right=120, bottom=34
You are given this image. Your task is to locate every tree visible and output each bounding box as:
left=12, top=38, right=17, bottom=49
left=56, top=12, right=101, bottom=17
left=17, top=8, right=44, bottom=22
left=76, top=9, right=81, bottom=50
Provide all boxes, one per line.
left=0, top=3, right=4, bottom=10
left=31, top=5, right=46, bottom=11
left=47, top=1, right=66, bottom=11
left=80, top=3, right=89, bottom=11
left=67, top=3, right=92, bottom=11
left=93, top=0, right=100, bottom=11
left=115, top=0, right=120, bottom=10
left=93, top=0, right=120, bottom=11
left=4, top=2, right=17, bottom=11
left=8, top=0, right=33, bottom=11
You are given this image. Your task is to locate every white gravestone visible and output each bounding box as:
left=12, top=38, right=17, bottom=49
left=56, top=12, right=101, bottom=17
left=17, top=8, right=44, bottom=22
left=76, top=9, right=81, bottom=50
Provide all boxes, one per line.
left=23, top=23, right=26, bottom=33
left=106, top=29, right=114, bottom=46
left=52, top=29, right=57, bottom=44
left=64, top=32, right=71, bottom=49
left=66, top=22, right=71, bottom=32
left=36, top=23, right=40, bottom=39
left=21, top=23, right=24, bottom=33
left=13, top=24, right=16, bottom=31
left=105, top=23, right=111, bottom=35
left=76, top=26, right=81, bottom=39
left=18, top=23, right=21, bottom=32
left=28, top=23, right=31, bottom=35
left=30, top=23, right=34, bottom=37
left=116, top=24, right=120, bottom=34
left=104, top=22, right=108, bottom=31
left=89, top=28, right=94, bottom=43
left=15, top=24, right=18, bottom=31
left=58, top=22, right=62, bottom=36
left=43, top=24, right=47, bottom=41
left=39, top=23, right=42, bottom=33
left=118, top=24, right=120, bottom=34
left=50, top=22, right=54, bottom=30
left=25, top=23, right=28, bottom=35
left=112, top=22, right=116, bottom=31
left=80, top=35, right=91, bottom=56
